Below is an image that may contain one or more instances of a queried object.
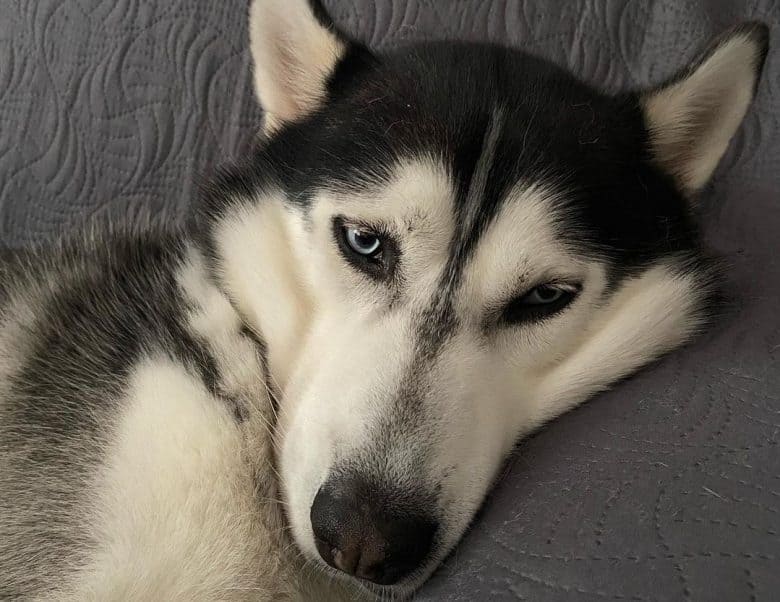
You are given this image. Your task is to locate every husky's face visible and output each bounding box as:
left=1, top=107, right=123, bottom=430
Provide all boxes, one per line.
left=200, top=1, right=767, bottom=596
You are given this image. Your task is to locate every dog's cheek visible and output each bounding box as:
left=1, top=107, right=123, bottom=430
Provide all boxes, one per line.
left=423, top=343, right=520, bottom=507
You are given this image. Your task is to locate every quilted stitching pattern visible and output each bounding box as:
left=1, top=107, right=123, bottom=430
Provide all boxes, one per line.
left=0, top=0, right=261, bottom=245
left=0, top=1, right=777, bottom=600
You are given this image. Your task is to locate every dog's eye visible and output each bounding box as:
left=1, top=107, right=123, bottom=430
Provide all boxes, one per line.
left=334, top=217, right=397, bottom=280
left=523, top=285, right=566, bottom=305
left=502, top=284, right=579, bottom=325
left=345, top=227, right=382, bottom=257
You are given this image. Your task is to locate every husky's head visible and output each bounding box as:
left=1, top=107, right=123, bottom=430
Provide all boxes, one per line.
left=198, top=0, right=768, bottom=596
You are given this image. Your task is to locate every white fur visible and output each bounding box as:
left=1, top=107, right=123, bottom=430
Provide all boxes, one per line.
left=57, top=357, right=273, bottom=600
left=531, top=263, right=712, bottom=425
left=178, top=246, right=271, bottom=400
left=215, top=200, right=313, bottom=390
left=643, top=31, right=765, bottom=193
left=249, top=0, right=346, bottom=132
left=258, top=157, right=710, bottom=594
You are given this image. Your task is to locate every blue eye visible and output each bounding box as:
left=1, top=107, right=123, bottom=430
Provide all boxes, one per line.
left=345, top=227, right=382, bottom=257
left=334, top=217, right=397, bottom=281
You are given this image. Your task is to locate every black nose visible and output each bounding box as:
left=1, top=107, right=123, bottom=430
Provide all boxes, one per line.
left=310, top=476, right=438, bottom=585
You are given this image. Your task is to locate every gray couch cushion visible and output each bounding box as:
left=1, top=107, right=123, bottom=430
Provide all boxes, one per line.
left=0, top=1, right=777, bottom=600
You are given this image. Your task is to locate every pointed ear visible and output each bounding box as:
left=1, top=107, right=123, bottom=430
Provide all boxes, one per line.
left=249, top=0, right=351, bottom=133
left=641, top=23, right=769, bottom=194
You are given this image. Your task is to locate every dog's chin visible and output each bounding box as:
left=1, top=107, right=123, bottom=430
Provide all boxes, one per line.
left=309, top=555, right=438, bottom=601
left=355, top=578, right=425, bottom=601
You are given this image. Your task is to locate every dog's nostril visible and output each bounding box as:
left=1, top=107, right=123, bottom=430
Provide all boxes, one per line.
left=310, top=477, right=438, bottom=585
left=314, top=533, right=385, bottom=581
left=332, top=546, right=359, bottom=574
left=313, top=537, right=357, bottom=573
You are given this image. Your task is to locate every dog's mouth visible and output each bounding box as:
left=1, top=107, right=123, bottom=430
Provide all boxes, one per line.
left=313, top=554, right=439, bottom=601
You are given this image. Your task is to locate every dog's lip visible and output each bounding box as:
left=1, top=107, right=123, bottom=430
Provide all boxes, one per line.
left=347, top=572, right=416, bottom=599
left=306, top=546, right=424, bottom=598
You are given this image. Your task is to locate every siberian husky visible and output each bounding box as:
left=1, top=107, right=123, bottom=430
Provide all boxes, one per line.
left=0, top=0, right=769, bottom=599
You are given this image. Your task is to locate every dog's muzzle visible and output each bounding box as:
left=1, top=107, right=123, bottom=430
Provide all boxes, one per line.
left=310, top=473, right=438, bottom=585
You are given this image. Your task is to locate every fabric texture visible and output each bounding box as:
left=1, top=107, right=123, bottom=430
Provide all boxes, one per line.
left=0, top=1, right=777, bottom=599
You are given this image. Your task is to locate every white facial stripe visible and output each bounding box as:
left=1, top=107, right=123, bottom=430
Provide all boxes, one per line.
left=458, top=107, right=505, bottom=239
left=318, top=156, right=455, bottom=221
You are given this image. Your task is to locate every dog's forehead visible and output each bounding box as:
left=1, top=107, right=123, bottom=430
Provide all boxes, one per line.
left=320, top=44, right=662, bottom=245
left=336, top=42, right=624, bottom=180
left=374, top=46, right=696, bottom=263
left=270, top=42, right=697, bottom=270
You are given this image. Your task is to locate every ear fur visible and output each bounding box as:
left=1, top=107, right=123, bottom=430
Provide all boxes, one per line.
left=249, top=0, right=349, bottom=133
left=641, top=23, right=770, bottom=194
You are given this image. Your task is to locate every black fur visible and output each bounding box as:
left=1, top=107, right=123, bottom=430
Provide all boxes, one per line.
left=217, top=43, right=698, bottom=265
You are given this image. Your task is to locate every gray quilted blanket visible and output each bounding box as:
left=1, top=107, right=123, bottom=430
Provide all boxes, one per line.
left=0, top=1, right=777, bottom=600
